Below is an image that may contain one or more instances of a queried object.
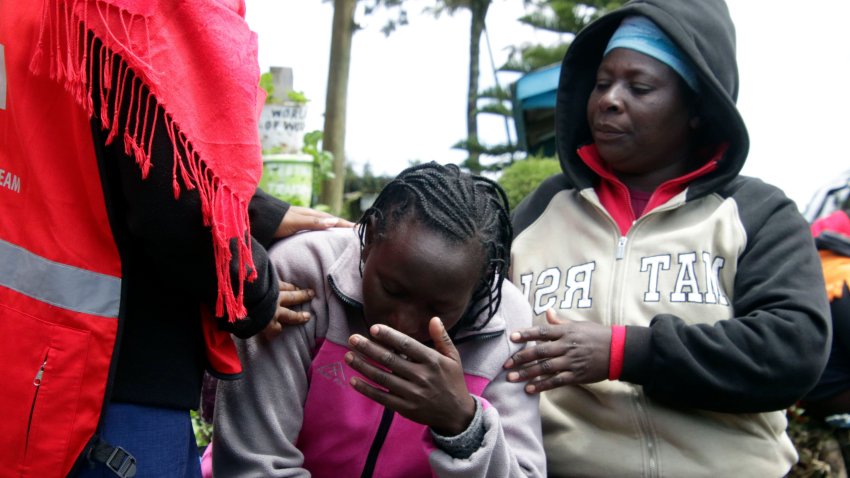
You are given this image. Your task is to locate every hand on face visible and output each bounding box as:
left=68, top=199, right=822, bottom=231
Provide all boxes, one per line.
left=503, top=309, right=611, bottom=393
left=345, top=317, right=476, bottom=436
left=262, top=281, right=314, bottom=338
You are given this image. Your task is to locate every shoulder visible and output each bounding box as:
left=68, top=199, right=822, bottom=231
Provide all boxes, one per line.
left=717, top=176, right=809, bottom=240
left=269, top=227, right=357, bottom=265
left=512, top=173, right=574, bottom=238
left=496, top=279, right=533, bottom=331
left=457, top=280, right=531, bottom=378
left=268, top=227, right=359, bottom=288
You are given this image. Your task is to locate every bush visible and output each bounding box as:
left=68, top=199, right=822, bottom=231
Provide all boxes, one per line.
left=497, top=156, right=561, bottom=210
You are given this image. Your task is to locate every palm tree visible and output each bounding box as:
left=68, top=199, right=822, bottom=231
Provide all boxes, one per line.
left=434, top=0, right=492, bottom=174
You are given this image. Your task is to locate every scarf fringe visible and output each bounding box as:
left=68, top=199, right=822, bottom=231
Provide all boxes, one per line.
left=31, top=0, right=256, bottom=320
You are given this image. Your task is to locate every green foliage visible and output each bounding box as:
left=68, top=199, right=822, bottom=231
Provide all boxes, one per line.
left=505, top=0, right=624, bottom=72
left=453, top=138, right=519, bottom=173
left=343, top=162, right=393, bottom=221
left=497, top=156, right=561, bottom=209
left=191, top=409, right=213, bottom=448
left=287, top=90, right=310, bottom=105
left=345, top=162, right=392, bottom=194
left=477, top=103, right=512, bottom=117
left=259, top=72, right=309, bottom=105
left=361, top=0, right=409, bottom=36
left=302, top=130, right=335, bottom=200
left=478, top=85, right=511, bottom=101
left=259, top=71, right=276, bottom=104
left=518, top=0, right=622, bottom=34
left=501, top=43, right=569, bottom=73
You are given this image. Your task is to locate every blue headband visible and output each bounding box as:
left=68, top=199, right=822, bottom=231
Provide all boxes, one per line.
left=604, top=16, right=700, bottom=92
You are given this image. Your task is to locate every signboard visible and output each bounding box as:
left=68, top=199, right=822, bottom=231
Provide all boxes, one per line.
left=259, top=103, right=307, bottom=154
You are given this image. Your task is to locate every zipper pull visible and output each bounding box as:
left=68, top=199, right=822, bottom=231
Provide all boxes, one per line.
left=33, top=358, right=47, bottom=386
left=616, top=236, right=627, bottom=260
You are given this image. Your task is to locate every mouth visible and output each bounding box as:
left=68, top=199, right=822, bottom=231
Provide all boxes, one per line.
left=592, top=124, right=626, bottom=141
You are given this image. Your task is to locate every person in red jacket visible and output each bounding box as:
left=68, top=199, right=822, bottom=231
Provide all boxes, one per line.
left=0, top=1, right=348, bottom=476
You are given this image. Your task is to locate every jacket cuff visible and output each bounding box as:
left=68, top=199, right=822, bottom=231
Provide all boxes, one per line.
left=608, top=325, right=627, bottom=380
left=430, top=395, right=485, bottom=459
left=249, top=188, right=290, bottom=247
left=619, top=325, right=652, bottom=384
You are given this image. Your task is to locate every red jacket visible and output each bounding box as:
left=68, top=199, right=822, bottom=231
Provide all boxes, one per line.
left=0, top=3, right=281, bottom=477
left=0, top=7, right=121, bottom=476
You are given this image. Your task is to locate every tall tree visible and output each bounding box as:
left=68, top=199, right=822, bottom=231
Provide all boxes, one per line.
left=369, top=0, right=494, bottom=175
left=320, top=0, right=357, bottom=215
left=448, top=0, right=491, bottom=174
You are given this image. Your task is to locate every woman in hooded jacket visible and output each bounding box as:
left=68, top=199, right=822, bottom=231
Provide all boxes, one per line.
left=504, top=1, right=831, bottom=476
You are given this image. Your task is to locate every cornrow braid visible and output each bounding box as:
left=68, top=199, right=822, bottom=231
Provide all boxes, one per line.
left=357, top=162, right=513, bottom=331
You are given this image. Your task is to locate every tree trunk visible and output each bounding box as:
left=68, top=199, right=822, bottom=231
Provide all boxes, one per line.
left=320, top=0, right=356, bottom=214
left=461, top=0, right=490, bottom=174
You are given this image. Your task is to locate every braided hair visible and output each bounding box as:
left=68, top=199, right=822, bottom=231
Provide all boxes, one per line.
left=357, top=162, right=513, bottom=332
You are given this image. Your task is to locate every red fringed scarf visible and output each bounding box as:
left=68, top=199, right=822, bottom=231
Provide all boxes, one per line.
left=30, top=0, right=264, bottom=320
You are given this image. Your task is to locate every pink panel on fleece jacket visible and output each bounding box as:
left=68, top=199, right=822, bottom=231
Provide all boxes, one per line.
left=297, top=340, right=491, bottom=478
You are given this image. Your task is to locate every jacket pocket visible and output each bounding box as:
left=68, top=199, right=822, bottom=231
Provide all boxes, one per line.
left=0, top=305, right=91, bottom=477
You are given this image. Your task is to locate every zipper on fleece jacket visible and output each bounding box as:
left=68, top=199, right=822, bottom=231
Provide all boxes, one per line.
left=599, top=210, right=662, bottom=477
left=328, top=274, right=363, bottom=310
left=360, top=407, right=395, bottom=478
left=616, top=236, right=628, bottom=260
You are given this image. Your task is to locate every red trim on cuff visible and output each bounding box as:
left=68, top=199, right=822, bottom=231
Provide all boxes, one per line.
left=608, top=325, right=627, bottom=381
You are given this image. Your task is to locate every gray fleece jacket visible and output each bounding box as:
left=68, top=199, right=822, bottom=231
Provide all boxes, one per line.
left=212, top=227, right=546, bottom=477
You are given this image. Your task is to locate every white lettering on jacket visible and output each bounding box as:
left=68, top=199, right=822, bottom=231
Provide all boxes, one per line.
left=520, top=262, right=596, bottom=314
left=520, top=253, right=728, bottom=313
left=0, top=168, right=21, bottom=193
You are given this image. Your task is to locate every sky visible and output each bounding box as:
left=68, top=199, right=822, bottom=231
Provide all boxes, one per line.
left=245, top=0, right=850, bottom=211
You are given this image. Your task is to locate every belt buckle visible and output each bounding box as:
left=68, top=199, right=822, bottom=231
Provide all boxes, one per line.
left=105, top=446, right=137, bottom=478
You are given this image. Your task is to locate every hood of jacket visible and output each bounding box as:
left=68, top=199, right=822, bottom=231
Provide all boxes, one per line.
left=555, top=0, right=748, bottom=199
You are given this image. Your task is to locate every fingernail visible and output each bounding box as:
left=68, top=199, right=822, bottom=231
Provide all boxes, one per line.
left=510, top=332, right=521, bottom=341
left=504, top=359, right=514, bottom=369
left=370, top=324, right=381, bottom=336
left=344, top=352, right=353, bottom=363
left=307, top=290, right=315, bottom=298
left=321, top=218, right=338, bottom=226
left=526, top=384, right=536, bottom=393
left=301, top=312, right=310, bottom=320
left=349, top=335, right=360, bottom=346
left=507, top=371, right=518, bottom=381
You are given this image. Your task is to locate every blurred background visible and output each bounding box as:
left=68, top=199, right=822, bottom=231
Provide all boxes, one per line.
left=244, top=0, right=850, bottom=217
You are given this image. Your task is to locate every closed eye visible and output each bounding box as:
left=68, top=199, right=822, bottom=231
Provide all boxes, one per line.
left=381, top=282, right=404, bottom=298
left=630, top=83, right=653, bottom=95
left=593, top=80, right=611, bottom=92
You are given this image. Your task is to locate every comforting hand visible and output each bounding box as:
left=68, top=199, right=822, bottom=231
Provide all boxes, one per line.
left=503, top=309, right=611, bottom=393
left=263, top=281, right=315, bottom=337
left=345, top=317, right=475, bottom=436
left=275, top=205, right=354, bottom=238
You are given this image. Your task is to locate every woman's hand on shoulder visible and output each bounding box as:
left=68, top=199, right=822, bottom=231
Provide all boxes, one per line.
left=262, top=280, right=314, bottom=338
left=274, top=205, right=354, bottom=238
left=503, top=309, right=611, bottom=393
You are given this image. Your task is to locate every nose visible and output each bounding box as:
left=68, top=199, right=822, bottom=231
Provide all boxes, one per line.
left=388, top=305, right=429, bottom=340
left=597, top=83, right=623, bottom=113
